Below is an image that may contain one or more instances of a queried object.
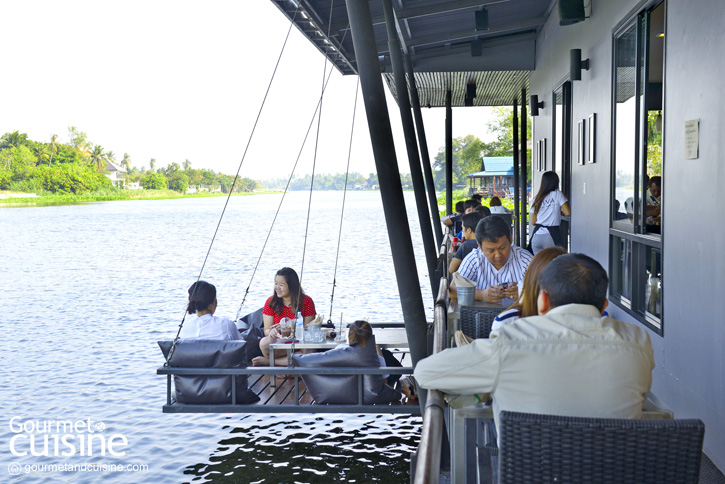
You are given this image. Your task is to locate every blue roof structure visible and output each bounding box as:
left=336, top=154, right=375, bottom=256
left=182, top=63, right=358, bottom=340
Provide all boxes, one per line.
left=466, top=157, right=514, bottom=178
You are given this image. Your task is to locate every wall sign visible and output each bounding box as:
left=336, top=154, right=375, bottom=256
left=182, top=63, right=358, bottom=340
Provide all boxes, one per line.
left=684, top=119, right=699, bottom=159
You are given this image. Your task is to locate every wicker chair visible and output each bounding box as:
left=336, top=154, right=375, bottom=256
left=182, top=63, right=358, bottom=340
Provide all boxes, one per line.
left=459, top=305, right=503, bottom=340
left=498, top=411, right=705, bottom=484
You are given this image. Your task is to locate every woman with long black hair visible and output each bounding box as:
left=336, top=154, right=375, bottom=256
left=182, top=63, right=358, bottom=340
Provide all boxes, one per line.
left=529, top=171, right=571, bottom=254
left=252, top=267, right=316, bottom=366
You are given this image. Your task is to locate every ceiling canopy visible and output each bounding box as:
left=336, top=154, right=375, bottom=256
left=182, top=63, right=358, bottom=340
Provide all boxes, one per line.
left=269, top=0, right=555, bottom=106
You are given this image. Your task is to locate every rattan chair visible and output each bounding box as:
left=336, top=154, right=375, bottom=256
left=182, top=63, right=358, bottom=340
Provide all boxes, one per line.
left=497, top=411, right=705, bottom=484
left=459, top=305, right=503, bottom=340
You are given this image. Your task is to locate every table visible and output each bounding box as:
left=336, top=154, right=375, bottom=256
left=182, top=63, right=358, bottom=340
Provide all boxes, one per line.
left=268, top=328, right=410, bottom=386
left=447, top=297, right=507, bottom=340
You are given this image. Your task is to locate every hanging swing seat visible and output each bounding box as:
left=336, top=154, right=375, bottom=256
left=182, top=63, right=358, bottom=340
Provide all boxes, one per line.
left=158, top=330, right=418, bottom=414
left=157, top=365, right=419, bottom=414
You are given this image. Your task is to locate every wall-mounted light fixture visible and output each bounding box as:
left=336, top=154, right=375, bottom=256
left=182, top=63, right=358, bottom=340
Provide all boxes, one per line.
left=471, top=39, right=483, bottom=57
left=475, top=8, right=489, bottom=31
left=464, top=82, right=477, bottom=107
left=530, top=95, right=544, bottom=116
left=570, top=48, right=590, bottom=81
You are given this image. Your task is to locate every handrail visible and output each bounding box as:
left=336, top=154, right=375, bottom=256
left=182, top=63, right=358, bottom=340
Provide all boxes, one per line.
left=414, top=276, right=448, bottom=483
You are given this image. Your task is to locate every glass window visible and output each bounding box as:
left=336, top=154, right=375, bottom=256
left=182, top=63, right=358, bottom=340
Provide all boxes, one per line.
left=610, top=1, right=665, bottom=334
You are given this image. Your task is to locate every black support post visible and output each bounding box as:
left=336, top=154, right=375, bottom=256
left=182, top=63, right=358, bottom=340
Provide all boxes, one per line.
left=344, top=0, right=429, bottom=388
left=405, top=53, right=443, bottom=248
left=382, top=0, right=438, bottom=297
left=445, top=90, right=453, bottom=215
left=520, top=88, right=528, bottom=246
left=512, top=98, right=520, bottom=246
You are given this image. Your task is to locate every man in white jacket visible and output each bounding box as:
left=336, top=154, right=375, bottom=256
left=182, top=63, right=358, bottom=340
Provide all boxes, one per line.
left=415, top=253, right=654, bottom=431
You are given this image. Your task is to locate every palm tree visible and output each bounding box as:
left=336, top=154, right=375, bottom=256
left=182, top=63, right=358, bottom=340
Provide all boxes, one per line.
left=0, top=131, right=29, bottom=149
left=34, top=144, right=50, bottom=166
left=48, top=134, right=58, bottom=167
left=183, top=159, right=192, bottom=171
left=105, top=150, right=116, bottom=165
left=120, top=153, right=131, bottom=171
left=149, top=158, right=156, bottom=172
left=91, top=145, right=105, bottom=171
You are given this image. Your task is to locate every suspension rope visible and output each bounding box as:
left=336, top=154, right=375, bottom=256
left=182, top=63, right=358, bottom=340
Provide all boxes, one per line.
left=235, top=7, right=350, bottom=322
left=234, top=65, right=336, bottom=321
left=327, top=78, right=359, bottom=324
left=291, top=0, right=336, bottom=360
left=165, top=7, right=300, bottom=366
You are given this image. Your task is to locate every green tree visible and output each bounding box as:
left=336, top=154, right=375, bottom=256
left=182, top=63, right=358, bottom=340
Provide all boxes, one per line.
left=67, top=126, right=88, bottom=151
left=120, top=153, right=131, bottom=170
left=48, top=134, right=59, bottom=167
left=34, top=144, right=50, bottom=166
left=149, top=158, right=156, bottom=171
left=90, top=145, right=106, bottom=170
left=168, top=171, right=189, bottom=192
left=0, top=131, right=29, bottom=150
left=105, top=150, right=116, bottom=165
left=183, top=159, right=192, bottom=171
left=433, top=135, right=486, bottom=190
left=140, top=171, right=167, bottom=190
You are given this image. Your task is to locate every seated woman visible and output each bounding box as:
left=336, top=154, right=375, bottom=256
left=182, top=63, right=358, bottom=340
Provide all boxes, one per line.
left=489, top=196, right=510, bottom=214
left=252, top=267, right=316, bottom=366
left=179, top=281, right=241, bottom=340
left=337, top=320, right=386, bottom=377
left=292, top=320, right=401, bottom=404
left=492, top=246, right=567, bottom=332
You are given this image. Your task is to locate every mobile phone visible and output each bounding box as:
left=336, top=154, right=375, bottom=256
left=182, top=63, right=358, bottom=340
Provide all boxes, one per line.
left=500, top=282, right=509, bottom=290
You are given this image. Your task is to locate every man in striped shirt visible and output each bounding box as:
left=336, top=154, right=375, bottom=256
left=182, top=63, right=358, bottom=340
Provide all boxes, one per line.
left=452, top=216, right=533, bottom=303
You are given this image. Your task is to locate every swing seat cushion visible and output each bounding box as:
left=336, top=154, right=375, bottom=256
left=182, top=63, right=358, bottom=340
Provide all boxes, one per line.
left=158, top=340, right=260, bottom=405
left=293, top=336, right=401, bottom=405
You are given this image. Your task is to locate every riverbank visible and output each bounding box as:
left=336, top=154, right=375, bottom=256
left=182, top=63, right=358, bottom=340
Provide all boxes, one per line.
left=0, top=188, right=277, bottom=206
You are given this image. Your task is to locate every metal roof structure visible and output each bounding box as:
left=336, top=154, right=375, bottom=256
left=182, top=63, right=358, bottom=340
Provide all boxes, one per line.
left=269, top=0, right=556, bottom=107
left=466, top=156, right=514, bottom=177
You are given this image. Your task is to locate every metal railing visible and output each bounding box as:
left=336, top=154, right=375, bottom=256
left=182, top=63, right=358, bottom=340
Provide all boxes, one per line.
left=413, top=276, right=448, bottom=483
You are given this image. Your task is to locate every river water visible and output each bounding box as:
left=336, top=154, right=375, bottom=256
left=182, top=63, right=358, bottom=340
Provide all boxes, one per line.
left=0, top=191, right=435, bottom=483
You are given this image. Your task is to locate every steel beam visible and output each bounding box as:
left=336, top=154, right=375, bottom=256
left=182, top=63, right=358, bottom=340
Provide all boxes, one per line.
left=344, top=0, right=429, bottom=405
left=383, top=0, right=439, bottom=298
left=445, top=90, right=453, bottom=215
left=520, top=87, right=528, bottom=246
left=405, top=53, right=443, bottom=247
left=513, top=97, right=520, bottom=246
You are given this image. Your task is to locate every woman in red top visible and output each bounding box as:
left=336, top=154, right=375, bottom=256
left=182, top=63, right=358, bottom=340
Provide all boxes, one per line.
left=252, top=267, right=316, bottom=366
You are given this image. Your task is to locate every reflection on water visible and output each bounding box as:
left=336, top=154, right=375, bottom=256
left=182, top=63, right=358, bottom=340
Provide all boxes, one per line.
left=0, top=192, right=429, bottom=483
left=183, top=414, right=419, bottom=483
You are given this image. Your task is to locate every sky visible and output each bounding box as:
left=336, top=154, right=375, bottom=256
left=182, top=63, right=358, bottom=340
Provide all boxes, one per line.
left=1, top=0, right=498, bottom=181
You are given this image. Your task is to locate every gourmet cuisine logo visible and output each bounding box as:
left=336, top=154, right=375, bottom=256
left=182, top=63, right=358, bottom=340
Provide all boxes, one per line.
left=8, top=417, right=128, bottom=457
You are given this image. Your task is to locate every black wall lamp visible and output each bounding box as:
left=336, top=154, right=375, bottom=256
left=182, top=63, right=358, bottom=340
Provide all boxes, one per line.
left=475, top=8, right=489, bottom=31
left=465, top=82, right=477, bottom=107
left=570, top=48, right=590, bottom=81
left=530, top=95, right=544, bottom=116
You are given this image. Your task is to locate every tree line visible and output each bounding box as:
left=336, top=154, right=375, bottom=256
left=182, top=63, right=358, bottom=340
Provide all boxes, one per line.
left=0, top=127, right=260, bottom=195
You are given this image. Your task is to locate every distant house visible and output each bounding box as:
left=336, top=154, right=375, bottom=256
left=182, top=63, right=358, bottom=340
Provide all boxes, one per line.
left=466, top=156, right=516, bottom=198
left=104, top=161, right=127, bottom=188
left=126, top=182, right=141, bottom=190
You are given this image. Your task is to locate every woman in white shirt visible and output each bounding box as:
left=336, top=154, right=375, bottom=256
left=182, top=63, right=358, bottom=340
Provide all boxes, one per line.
left=179, top=281, right=242, bottom=340
left=530, top=171, right=571, bottom=254
left=488, top=196, right=510, bottom=214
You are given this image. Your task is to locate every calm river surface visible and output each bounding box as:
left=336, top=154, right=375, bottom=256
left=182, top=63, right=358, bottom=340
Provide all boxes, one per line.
left=0, top=191, right=434, bottom=483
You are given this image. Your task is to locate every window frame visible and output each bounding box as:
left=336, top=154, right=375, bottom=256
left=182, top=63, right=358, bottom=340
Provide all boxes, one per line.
left=609, top=0, right=666, bottom=335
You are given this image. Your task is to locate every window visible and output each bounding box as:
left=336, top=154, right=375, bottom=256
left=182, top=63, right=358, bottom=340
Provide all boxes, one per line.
left=553, top=81, right=572, bottom=250
left=610, top=1, right=665, bottom=333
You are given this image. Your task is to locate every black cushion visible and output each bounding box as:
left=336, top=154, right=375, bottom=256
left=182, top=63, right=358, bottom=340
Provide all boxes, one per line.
left=158, top=340, right=259, bottom=404
left=292, top=336, right=401, bottom=404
